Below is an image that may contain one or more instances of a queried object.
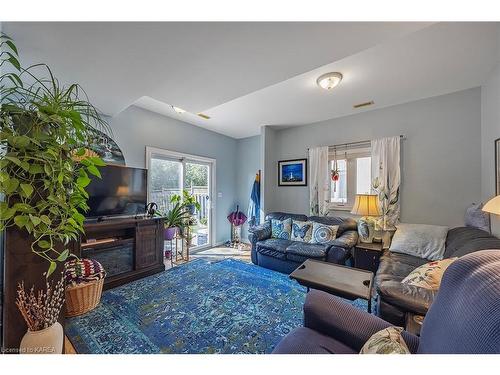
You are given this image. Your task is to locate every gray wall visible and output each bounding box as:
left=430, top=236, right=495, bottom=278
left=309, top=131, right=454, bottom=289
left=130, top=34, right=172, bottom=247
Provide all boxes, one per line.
left=262, top=126, right=279, bottom=213
left=481, top=63, right=500, bottom=236
left=264, top=88, right=482, bottom=228
left=235, top=135, right=261, bottom=240
left=109, top=106, right=238, bottom=244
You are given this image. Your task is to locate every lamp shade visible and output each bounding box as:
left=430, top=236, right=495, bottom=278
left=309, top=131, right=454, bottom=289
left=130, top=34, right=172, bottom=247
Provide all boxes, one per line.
left=351, top=194, right=381, bottom=216
left=483, top=195, right=500, bottom=215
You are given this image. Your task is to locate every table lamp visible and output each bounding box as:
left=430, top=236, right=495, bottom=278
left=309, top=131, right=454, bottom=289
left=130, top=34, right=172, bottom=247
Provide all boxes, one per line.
left=351, top=194, right=381, bottom=243
left=483, top=195, right=500, bottom=215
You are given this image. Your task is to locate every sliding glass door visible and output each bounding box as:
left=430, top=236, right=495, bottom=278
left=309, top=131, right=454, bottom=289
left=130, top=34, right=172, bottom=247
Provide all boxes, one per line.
left=146, top=147, right=214, bottom=251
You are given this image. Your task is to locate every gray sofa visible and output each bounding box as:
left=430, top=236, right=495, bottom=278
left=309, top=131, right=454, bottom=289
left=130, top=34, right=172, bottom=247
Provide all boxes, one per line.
left=273, top=250, right=500, bottom=354
left=248, top=212, right=358, bottom=274
left=375, top=226, right=500, bottom=326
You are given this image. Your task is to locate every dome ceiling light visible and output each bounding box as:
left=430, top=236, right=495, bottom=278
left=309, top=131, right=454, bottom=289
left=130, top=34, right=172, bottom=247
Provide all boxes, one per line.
left=316, top=72, right=343, bottom=90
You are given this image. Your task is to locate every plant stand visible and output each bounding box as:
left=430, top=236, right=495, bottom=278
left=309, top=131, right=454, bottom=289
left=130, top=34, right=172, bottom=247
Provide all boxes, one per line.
left=172, top=226, right=190, bottom=265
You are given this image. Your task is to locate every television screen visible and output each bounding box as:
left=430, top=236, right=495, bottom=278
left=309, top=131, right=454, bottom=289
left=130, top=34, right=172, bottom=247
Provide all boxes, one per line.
left=85, top=165, right=148, bottom=219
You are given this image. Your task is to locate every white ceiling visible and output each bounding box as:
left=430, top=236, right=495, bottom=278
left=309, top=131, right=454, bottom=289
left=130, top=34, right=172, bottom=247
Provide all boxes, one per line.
left=3, top=22, right=499, bottom=139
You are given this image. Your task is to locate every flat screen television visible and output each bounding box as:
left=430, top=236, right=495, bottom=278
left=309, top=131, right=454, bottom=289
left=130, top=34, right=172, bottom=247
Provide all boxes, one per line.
left=85, top=165, right=148, bottom=219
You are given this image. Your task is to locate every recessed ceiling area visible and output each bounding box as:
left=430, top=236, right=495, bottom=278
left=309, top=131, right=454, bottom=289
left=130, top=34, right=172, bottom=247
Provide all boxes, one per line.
left=3, top=22, right=499, bottom=139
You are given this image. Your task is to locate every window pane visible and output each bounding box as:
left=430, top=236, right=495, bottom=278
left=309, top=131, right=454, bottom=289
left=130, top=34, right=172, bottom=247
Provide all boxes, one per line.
left=331, top=159, right=347, bottom=204
left=356, top=157, right=372, bottom=194
left=185, top=162, right=210, bottom=247
left=149, top=158, right=182, bottom=213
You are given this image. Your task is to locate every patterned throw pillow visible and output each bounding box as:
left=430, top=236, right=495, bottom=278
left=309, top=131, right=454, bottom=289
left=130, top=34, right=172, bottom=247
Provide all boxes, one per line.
left=310, top=222, right=339, bottom=244
left=291, top=220, right=313, bottom=242
left=360, top=327, right=410, bottom=354
left=271, top=218, right=292, bottom=240
left=401, top=257, right=458, bottom=290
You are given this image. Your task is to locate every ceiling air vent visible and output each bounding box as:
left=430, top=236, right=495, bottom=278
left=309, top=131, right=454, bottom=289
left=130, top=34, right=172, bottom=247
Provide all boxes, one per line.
left=197, top=113, right=210, bottom=120
left=353, top=101, right=374, bottom=109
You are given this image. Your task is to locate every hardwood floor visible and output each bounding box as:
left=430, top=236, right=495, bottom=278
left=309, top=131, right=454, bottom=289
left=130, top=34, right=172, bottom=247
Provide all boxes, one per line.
left=64, top=336, right=77, bottom=354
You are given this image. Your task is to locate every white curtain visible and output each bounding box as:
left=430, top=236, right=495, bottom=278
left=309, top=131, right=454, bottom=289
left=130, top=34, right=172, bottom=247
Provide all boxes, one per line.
left=371, top=136, right=401, bottom=229
left=309, top=146, right=330, bottom=216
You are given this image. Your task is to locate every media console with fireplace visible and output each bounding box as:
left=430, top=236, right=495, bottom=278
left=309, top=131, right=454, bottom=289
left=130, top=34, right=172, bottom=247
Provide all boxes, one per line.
left=76, top=164, right=164, bottom=289
left=78, top=216, right=165, bottom=290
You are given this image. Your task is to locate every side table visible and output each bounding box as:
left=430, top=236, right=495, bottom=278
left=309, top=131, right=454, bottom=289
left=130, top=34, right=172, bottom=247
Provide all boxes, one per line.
left=353, top=241, right=384, bottom=273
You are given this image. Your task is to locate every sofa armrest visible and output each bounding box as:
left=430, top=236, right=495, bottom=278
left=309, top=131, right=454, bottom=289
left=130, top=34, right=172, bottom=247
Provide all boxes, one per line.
left=377, top=281, right=437, bottom=316
left=329, top=230, right=359, bottom=249
left=248, top=221, right=271, bottom=244
left=304, top=289, right=419, bottom=353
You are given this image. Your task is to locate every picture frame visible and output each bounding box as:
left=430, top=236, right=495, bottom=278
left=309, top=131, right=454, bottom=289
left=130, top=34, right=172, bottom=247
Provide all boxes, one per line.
left=278, top=159, right=307, bottom=186
left=496, top=138, right=500, bottom=195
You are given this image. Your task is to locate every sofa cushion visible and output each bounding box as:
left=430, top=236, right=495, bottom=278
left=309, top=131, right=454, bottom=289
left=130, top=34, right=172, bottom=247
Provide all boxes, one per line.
left=272, top=327, right=357, bottom=354
left=375, top=250, right=428, bottom=285
left=256, top=239, right=293, bottom=260
left=291, top=220, right=313, bottom=242
left=464, top=203, right=491, bottom=233
left=271, top=218, right=292, bottom=240
left=444, top=227, right=500, bottom=258
left=360, top=327, right=410, bottom=354
left=286, top=241, right=329, bottom=259
left=310, top=222, right=339, bottom=244
left=266, top=212, right=308, bottom=222
left=389, top=223, right=448, bottom=260
left=308, top=215, right=357, bottom=235
left=401, top=257, right=458, bottom=290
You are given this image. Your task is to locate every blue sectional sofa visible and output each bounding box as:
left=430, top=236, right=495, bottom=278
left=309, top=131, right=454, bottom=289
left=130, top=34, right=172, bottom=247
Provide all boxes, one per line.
left=248, top=212, right=359, bottom=274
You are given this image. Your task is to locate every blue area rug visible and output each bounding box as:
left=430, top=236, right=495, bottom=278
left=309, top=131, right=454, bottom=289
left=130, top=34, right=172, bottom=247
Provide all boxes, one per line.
left=66, top=259, right=370, bottom=354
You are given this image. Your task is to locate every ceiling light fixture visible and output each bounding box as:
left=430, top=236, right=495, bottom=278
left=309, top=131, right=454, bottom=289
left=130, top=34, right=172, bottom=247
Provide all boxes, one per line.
left=316, top=72, right=343, bottom=90
left=172, top=106, right=186, bottom=114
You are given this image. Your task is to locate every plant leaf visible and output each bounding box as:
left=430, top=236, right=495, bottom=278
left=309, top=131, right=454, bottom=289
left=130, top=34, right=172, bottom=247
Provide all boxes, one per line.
left=20, top=183, right=34, bottom=198
left=38, top=240, right=51, bottom=249
left=76, top=175, right=91, bottom=188
left=14, top=215, right=29, bottom=228
left=86, top=164, right=101, bottom=178
left=46, top=261, right=57, bottom=278
left=56, top=249, right=69, bottom=262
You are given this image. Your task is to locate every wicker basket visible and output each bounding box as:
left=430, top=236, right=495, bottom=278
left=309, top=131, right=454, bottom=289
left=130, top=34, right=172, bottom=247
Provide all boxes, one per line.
left=65, top=278, right=104, bottom=317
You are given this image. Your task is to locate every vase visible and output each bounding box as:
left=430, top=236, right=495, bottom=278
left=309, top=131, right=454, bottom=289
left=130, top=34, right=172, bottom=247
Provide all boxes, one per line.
left=164, top=226, right=177, bottom=240
left=19, top=322, right=63, bottom=354
left=358, top=217, right=376, bottom=243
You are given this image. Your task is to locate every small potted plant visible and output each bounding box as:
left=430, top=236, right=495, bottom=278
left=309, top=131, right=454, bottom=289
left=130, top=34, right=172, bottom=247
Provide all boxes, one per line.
left=161, top=202, right=191, bottom=240
left=16, top=276, right=65, bottom=354
left=171, top=190, right=201, bottom=215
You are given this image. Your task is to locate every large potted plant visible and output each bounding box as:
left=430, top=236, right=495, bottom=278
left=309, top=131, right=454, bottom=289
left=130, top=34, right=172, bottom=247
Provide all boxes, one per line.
left=161, top=201, right=191, bottom=240
left=0, top=33, right=109, bottom=348
left=0, top=33, right=108, bottom=274
left=171, top=189, right=201, bottom=215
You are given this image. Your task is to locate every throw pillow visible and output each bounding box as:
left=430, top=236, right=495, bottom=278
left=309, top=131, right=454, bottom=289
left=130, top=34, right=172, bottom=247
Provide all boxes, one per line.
left=401, top=257, right=458, bottom=290
left=291, top=220, right=313, bottom=242
left=271, top=218, right=292, bottom=240
left=360, top=327, right=410, bottom=354
left=389, top=223, right=449, bottom=261
left=465, top=203, right=491, bottom=233
left=310, top=222, right=339, bottom=244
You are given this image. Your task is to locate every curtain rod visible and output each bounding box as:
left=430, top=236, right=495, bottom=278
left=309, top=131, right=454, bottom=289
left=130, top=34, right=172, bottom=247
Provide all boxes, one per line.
left=307, top=135, right=406, bottom=151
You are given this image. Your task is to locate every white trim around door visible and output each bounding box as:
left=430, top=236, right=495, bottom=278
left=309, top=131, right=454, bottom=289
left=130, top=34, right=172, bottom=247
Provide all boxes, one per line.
left=145, top=146, right=217, bottom=251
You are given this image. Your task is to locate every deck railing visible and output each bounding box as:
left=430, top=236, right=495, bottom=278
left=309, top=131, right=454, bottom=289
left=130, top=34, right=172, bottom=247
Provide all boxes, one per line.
left=150, top=187, right=209, bottom=221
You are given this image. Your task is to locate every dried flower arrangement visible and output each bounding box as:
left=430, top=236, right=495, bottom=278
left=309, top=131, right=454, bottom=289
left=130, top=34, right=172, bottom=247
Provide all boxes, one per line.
left=15, top=274, right=65, bottom=331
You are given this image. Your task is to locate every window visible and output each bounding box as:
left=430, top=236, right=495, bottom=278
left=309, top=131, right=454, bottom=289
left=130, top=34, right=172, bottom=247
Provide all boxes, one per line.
left=329, top=151, right=372, bottom=210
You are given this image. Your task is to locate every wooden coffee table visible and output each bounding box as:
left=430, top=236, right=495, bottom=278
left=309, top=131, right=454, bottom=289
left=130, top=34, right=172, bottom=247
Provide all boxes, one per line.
left=289, top=259, right=374, bottom=312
